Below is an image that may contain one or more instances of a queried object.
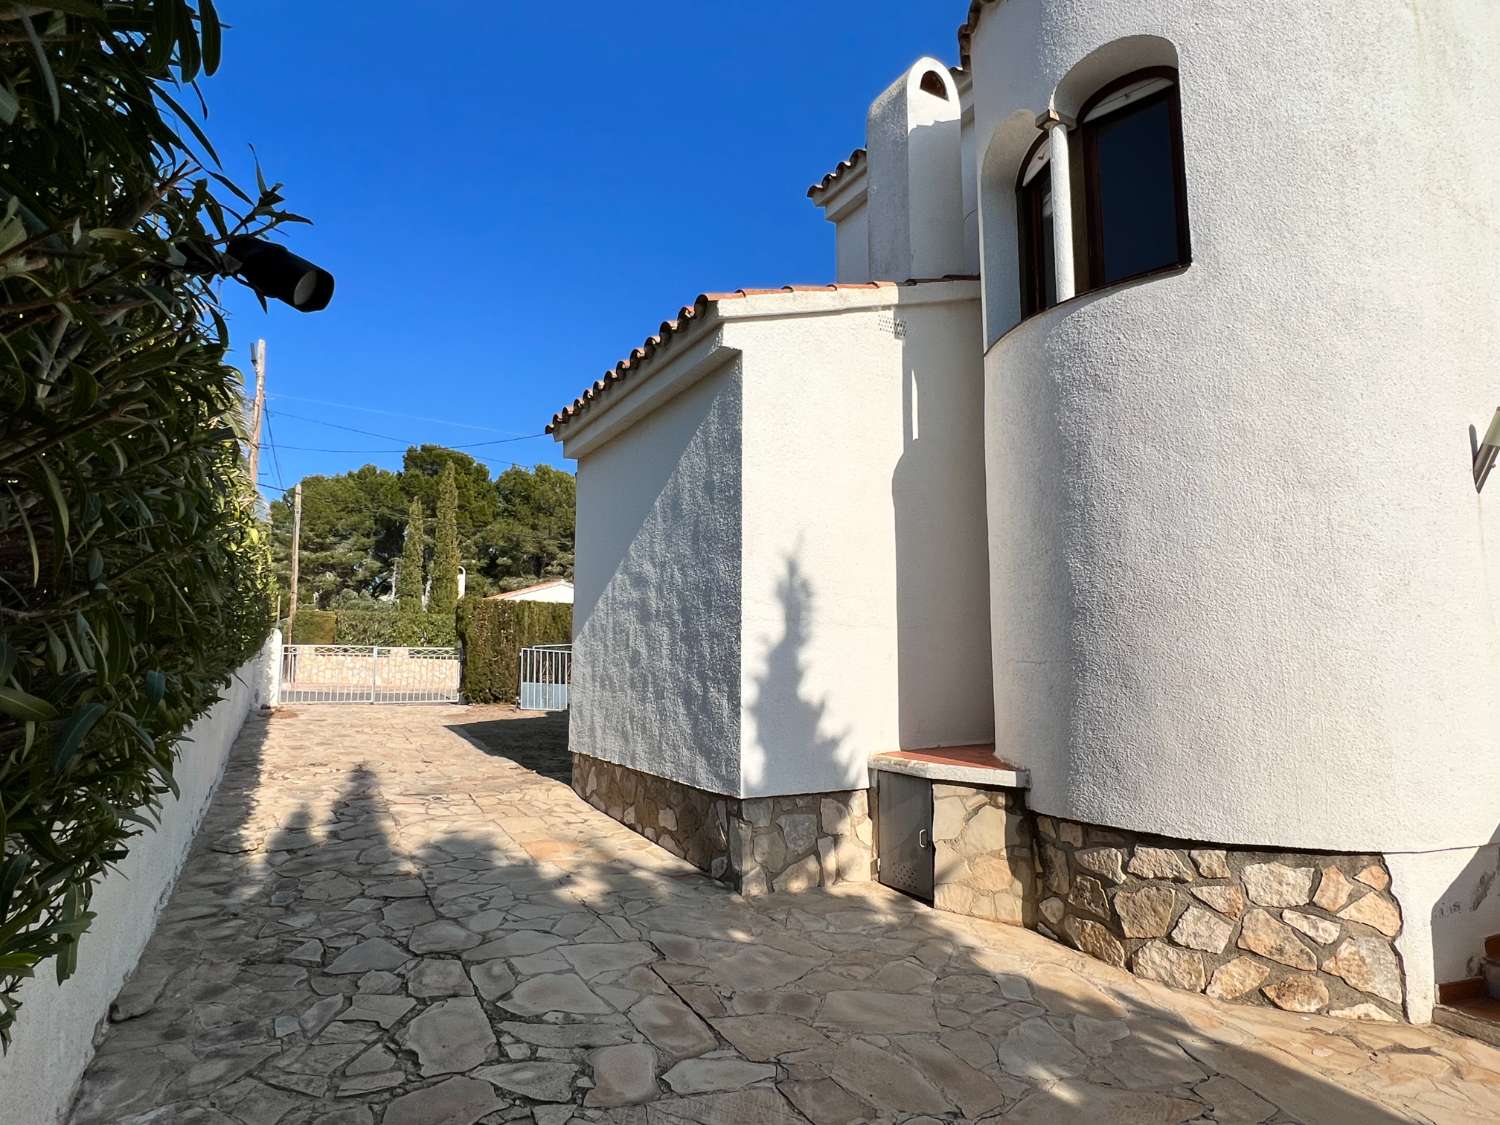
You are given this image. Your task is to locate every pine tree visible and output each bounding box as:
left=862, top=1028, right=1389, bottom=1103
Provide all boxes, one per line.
left=429, top=463, right=461, bottom=614
left=397, top=495, right=425, bottom=607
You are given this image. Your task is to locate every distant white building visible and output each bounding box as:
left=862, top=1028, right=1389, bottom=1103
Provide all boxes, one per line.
left=548, top=0, right=1500, bottom=1029
left=489, top=579, right=574, bottom=605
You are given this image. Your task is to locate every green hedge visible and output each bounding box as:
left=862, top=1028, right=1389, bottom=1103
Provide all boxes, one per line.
left=457, top=597, right=572, bottom=703
left=288, top=609, right=336, bottom=645
left=333, top=609, right=457, bottom=647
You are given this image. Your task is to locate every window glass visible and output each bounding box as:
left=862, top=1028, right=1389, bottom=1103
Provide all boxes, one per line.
left=1084, top=85, right=1187, bottom=287
left=1017, top=156, right=1055, bottom=317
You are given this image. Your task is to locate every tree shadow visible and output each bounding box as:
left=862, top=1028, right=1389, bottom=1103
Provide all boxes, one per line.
left=742, top=555, right=854, bottom=796
left=447, top=706, right=573, bottom=784
left=58, top=706, right=1499, bottom=1125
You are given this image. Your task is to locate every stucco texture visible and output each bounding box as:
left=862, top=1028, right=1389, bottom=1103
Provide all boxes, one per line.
left=971, top=0, right=1500, bottom=855
left=737, top=287, right=994, bottom=797
left=0, top=647, right=269, bottom=1125
left=563, top=284, right=993, bottom=801
left=569, top=361, right=744, bottom=796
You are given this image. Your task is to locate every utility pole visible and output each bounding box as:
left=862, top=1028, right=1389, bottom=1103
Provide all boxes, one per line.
left=288, top=482, right=302, bottom=637
left=246, top=339, right=266, bottom=486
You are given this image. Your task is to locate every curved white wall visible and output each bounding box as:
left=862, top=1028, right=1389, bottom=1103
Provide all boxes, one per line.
left=972, top=0, right=1500, bottom=853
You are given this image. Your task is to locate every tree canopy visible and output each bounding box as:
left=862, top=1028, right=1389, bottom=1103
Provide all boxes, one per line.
left=268, top=451, right=574, bottom=608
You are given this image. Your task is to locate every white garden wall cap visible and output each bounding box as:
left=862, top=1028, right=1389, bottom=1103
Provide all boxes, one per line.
left=873, top=745, right=1030, bottom=788
left=807, top=147, right=867, bottom=200
left=546, top=278, right=977, bottom=435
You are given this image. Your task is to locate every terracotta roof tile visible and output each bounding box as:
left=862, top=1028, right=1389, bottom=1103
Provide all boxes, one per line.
left=548, top=279, right=975, bottom=435
left=806, top=148, right=867, bottom=200
left=957, top=0, right=1002, bottom=65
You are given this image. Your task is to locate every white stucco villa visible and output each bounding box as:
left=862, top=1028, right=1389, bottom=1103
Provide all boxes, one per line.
left=547, top=1, right=1500, bottom=1029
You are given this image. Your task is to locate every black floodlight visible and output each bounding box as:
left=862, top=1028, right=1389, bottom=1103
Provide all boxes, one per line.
left=226, top=236, right=335, bottom=312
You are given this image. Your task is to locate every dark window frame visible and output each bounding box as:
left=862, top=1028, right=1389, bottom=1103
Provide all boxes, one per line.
left=1078, top=66, right=1191, bottom=292
left=1015, top=132, right=1054, bottom=320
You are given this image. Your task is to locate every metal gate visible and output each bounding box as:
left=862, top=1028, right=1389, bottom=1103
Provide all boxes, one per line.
left=280, top=645, right=461, bottom=704
left=877, top=771, right=933, bottom=901
left=519, top=644, right=571, bottom=711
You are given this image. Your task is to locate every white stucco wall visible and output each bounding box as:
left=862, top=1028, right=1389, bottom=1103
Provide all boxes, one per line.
left=735, top=282, right=993, bottom=797
left=0, top=640, right=273, bottom=1125
left=971, top=0, right=1500, bottom=860
left=568, top=358, right=744, bottom=795
left=1389, top=846, right=1500, bottom=1023
left=834, top=200, right=871, bottom=284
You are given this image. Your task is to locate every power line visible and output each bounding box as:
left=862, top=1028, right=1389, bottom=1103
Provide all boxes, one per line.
left=262, top=406, right=287, bottom=491
left=268, top=407, right=548, bottom=452
left=267, top=391, right=532, bottom=437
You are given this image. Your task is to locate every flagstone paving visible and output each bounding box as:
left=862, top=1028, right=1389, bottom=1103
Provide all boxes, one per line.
left=67, top=705, right=1500, bottom=1124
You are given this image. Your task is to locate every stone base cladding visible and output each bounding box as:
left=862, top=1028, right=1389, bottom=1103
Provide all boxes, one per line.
left=931, top=783, right=1037, bottom=927
left=732, top=790, right=873, bottom=895
left=1034, top=816, right=1406, bottom=1020
left=573, top=753, right=730, bottom=873
left=572, top=754, right=872, bottom=895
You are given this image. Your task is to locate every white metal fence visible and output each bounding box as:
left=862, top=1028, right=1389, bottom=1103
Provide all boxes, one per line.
left=279, top=645, right=461, bottom=704
left=519, top=644, right=572, bottom=711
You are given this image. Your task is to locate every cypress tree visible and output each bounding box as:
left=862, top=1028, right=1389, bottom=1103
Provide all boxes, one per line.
left=397, top=495, right=425, bottom=607
left=429, top=463, right=461, bottom=614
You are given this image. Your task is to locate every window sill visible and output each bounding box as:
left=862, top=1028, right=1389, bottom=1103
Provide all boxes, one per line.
left=987, top=259, right=1192, bottom=355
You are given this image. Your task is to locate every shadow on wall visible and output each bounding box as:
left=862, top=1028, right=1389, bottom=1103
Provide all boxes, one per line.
left=891, top=293, right=995, bottom=752
left=63, top=706, right=1431, bottom=1123
left=741, top=555, right=851, bottom=794
left=1431, top=842, right=1500, bottom=989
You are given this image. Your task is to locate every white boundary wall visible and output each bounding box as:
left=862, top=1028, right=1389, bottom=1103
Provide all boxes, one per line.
left=0, top=633, right=277, bottom=1125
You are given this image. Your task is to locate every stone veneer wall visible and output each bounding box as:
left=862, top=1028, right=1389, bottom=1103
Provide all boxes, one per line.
left=1034, top=816, right=1406, bottom=1020
left=731, top=790, right=873, bottom=895
left=931, top=783, right=1037, bottom=927
left=572, top=754, right=872, bottom=895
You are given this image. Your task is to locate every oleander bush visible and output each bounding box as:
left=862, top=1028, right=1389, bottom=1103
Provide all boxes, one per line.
left=0, top=1, right=304, bottom=1046
left=331, top=608, right=457, bottom=647
left=456, top=597, right=572, bottom=703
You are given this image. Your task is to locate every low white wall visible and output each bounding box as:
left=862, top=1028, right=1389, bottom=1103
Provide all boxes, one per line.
left=0, top=637, right=274, bottom=1125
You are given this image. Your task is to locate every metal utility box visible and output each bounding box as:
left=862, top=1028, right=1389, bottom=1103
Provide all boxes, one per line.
left=877, top=771, right=933, bottom=901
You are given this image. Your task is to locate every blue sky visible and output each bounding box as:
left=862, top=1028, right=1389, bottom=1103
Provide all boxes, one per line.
left=204, top=3, right=965, bottom=500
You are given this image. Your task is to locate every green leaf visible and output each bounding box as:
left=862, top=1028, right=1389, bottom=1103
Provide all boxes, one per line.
left=18, top=13, right=59, bottom=122
left=0, top=638, right=13, bottom=686
left=0, top=688, right=58, bottom=723
left=0, top=85, right=17, bottom=127
left=37, top=458, right=68, bottom=541
left=52, top=703, right=107, bottom=774
left=145, top=671, right=166, bottom=704
left=199, top=0, right=222, bottom=75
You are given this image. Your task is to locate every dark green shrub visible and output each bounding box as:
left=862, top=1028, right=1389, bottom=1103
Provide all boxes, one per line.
left=456, top=597, right=572, bottom=703
left=0, top=2, right=302, bottom=1045
left=288, top=609, right=336, bottom=645
left=333, top=609, right=456, bottom=647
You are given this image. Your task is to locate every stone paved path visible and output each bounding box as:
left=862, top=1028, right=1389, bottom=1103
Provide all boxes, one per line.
left=69, top=706, right=1500, bottom=1125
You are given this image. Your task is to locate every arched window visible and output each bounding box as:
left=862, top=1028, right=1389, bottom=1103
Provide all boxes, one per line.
left=1016, top=135, right=1055, bottom=318
left=1078, top=67, right=1190, bottom=289
left=1014, top=66, right=1190, bottom=322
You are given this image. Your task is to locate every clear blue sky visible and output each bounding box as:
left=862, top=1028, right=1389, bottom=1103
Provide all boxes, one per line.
left=204, top=3, right=965, bottom=500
